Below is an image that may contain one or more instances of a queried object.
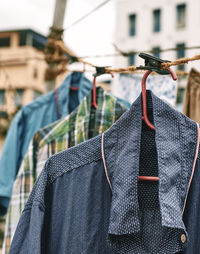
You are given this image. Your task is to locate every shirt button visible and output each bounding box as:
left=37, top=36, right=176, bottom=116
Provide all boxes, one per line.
left=181, top=234, right=187, bottom=243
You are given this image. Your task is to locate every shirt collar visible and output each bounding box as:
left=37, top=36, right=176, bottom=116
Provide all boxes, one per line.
left=38, top=87, right=128, bottom=148
left=103, top=90, right=199, bottom=236
left=57, top=72, right=92, bottom=117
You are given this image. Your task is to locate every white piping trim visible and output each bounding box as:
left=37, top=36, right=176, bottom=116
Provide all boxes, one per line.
left=101, top=133, right=112, bottom=190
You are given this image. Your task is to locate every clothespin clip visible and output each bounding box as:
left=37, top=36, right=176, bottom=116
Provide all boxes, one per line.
left=92, top=66, right=113, bottom=109
left=137, top=53, right=171, bottom=75
left=68, top=55, right=79, bottom=64
left=93, top=66, right=108, bottom=77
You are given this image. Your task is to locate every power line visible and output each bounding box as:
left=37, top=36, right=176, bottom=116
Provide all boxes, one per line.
left=80, top=53, right=120, bottom=58
left=79, top=45, right=200, bottom=59
left=65, top=0, right=112, bottom=30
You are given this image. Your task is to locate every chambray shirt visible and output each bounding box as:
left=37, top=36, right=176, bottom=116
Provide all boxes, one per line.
left=0, top=72, right=92, bottom=215
left=9, top=91, right=200, bottom=254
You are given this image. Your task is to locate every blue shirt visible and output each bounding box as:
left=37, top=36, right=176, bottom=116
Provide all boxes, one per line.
left=9, top=91, right=200, bottom=254
left=0, top=72, right=92, bottom=215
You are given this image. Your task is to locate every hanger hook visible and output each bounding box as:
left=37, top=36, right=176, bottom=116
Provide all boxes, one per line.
left=92, top=76, right=98, bottom=109
left=166, top=68, right=177, bottom=81
left=141, top=67, right=177, bottom=131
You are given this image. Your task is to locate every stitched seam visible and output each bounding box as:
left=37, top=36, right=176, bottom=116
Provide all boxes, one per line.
left=23, top=201, right=46, bottom=212
left=27, top=158, right=102, bottom=207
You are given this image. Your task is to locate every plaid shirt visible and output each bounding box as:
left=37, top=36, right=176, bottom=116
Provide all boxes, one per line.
left=2, top=87, right=129, bottom=254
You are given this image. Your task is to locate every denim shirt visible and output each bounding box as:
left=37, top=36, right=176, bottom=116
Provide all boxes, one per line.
left=0, top=72, right=92, bottom=215
left=9, top=91, right=200, bottom=254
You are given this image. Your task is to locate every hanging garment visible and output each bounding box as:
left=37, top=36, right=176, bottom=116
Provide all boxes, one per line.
left=183, top=68, right=200, bottom=123
left=113, top=73, right=178, bottom=106
left=8, top=91, right=200, bottom=254
left=0, top=72, right=92, bottom=215
left=3, top=87, right=130, bottom=254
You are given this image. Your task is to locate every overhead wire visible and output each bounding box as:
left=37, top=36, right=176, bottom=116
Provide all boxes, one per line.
left=61, top=0, right=200, bottom=64
left=113, top=44, right=200, bottom=57
left=61, top=0, right=200, bottom=65
left=65, top=0, right=112, bottom=30
left=79, top=45, right=200, bottom=59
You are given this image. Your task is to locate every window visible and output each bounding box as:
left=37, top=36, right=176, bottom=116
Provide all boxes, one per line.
left=152, top=47, right=161, bottom=58
left=153, top=9, right=161, bottom=32
left=0, top=90, right=5, bottom=106
left=176, top=87, right=185, bottom=104
left=129, top=14, right=136, bottom=36
left=14, top=89, right=24, bottom=107
left=19, top=32, right=26, bottom=46
left=0, top=37, right=10, bottom=48
left=128, top=53, right=135, bottom=65
left=176, top=4, right=186, bottom=28
left=176, top=43, right=185, bottom=70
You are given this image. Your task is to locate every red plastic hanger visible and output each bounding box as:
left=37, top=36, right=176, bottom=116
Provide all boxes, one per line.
left=70, top=86, right=79, bottom=91
left=141, top=69, right=177, bottom=131
left=91, top=67, right=114, bottom=109
left=92, top=76, right=98, bottom=109
left=138, top=68, right=177, bottom=181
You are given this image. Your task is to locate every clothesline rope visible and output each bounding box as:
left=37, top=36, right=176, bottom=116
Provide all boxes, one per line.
left=55, top=40, right=200, bottom=75
left=161, top=55, right=200, bottom=68
left=64, top=68, right=189, bottom=77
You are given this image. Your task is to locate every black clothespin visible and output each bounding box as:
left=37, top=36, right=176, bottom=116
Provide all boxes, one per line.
left=137, top=53, right=171, bottom=75
left=68, top=56, right=79, bottom=64
left=93, top=66, right=109, bottom=77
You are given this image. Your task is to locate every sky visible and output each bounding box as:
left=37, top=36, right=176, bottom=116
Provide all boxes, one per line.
left=1, top=0, right=116, bottom=67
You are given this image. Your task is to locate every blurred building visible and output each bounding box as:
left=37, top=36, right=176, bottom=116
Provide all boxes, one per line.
left=0, top=29, right=47, bottom=151
left=114, top=0, right=200, bottom=109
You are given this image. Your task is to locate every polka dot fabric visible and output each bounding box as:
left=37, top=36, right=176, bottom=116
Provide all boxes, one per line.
left=10, top=91, right=199, bottom=254
left=107, top=92, right=190, bottom=253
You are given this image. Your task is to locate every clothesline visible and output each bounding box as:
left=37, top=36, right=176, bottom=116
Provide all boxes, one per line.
left=64, top=68, right=189, bottom=77
left=55, top=40, right=200, bottom=75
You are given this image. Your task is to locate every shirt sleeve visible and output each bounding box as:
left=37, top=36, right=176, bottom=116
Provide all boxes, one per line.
left=8, top=203, right=45, bottom=254
left=3, top=140, right=35, bottom=254
left=8, top=158, right=50, bottom=254
left=0, top=110, right=23, bottom=215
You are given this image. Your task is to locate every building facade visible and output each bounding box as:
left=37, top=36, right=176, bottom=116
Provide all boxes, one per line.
left=0, top=29, right=47, bottom=115
left=0, top=29, right=48, bottom=152
left=114, top=0, right=200, bottom=112
left=114, top=0, right=200, bottom=70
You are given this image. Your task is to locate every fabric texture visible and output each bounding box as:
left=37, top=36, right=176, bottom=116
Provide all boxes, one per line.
left=183, top=68, right=200, bottom=123
left=3, top=87, right=130, bottom=254
left=8, top=91, right=200, bottom=254
left=183, top=146, right=200, bottom=254
left=112, top=73, right=178, bottom=106
left=0, top=72, right=92, bottom=215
